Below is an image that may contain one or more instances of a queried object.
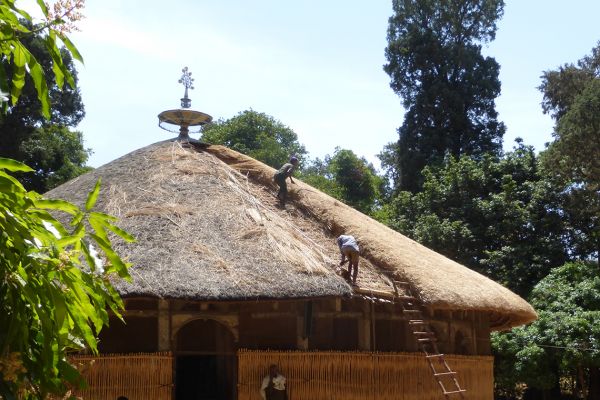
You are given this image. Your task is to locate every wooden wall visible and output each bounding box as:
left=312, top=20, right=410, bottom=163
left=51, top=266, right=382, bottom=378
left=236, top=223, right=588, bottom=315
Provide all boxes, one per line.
left=238, top=350, right=494, bottom=400
left=70, top=352, right=173, bottom=400
left=114, top=298, right=492, bottom=357
left=68, top=349, right=492, bottom=400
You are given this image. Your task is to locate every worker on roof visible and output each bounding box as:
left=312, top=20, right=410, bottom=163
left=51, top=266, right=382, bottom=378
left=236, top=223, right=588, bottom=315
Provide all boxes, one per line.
left=337, top=234, right=360, bottom=285
left=274, top=156, right=299, bottom=205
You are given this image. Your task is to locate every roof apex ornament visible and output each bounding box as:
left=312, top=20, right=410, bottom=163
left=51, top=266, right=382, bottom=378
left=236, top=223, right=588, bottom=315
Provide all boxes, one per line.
left=178, top=66, right=194, bottom=108
left=158, top=66, right=213, bottom=141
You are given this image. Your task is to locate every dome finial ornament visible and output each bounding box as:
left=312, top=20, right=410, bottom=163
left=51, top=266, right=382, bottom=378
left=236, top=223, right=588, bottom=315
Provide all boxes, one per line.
left=178, top=66, right=194, bottom=108
left=158, top=66, right=213, bottom=141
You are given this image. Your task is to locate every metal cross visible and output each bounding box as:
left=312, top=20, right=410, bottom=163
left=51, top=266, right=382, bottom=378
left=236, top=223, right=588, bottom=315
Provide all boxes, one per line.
left=178, top=66, right=194, bottom=108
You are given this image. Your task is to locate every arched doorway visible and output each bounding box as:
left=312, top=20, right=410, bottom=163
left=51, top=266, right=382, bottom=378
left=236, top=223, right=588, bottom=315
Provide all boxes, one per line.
left=175, top=319, right=236, bottom=400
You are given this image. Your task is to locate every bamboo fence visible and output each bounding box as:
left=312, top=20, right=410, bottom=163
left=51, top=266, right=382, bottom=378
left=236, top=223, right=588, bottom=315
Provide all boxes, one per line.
left=238, top=350, right=493, bottom=400
left=68, top=352, right=173, bottom=400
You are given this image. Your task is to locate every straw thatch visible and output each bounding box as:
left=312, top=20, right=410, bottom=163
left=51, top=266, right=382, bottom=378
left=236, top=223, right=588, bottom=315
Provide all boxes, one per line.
left=47, top=140, right=536, bottom=330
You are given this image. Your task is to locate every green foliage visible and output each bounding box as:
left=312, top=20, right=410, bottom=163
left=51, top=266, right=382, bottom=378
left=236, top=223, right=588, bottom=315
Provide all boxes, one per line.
left=546, top=81, right=600, bottom=264
left=0, top=23, right=84, bottom=127
left=301, top=148, right=383, bottom=215
left=492, top=261, right=600, bottom=397
left=0, top=2, right=133, bottom=398
left=0, top=1, right=83, bottom=119
left=0, top=17, right=86, bottom=192
left=300, top=157, right=344, bottom=200
left=548, top=79, right=600, bottom=190
left=383, top=140, right=567, bottom=296
left=15, top=125, right=92, bottom=192
left=0, top=159, right=133, bottom=398
left=493, top=331, right=557, bottom=393
left=540, top=42, right=600, bottom=191
left=384, top=0, right=505, bottom=192
left=540, top=43, right=600, bottom=265
left=201, top=110, right=307, bottom=169
left=539, top=42, right=599, bottom=121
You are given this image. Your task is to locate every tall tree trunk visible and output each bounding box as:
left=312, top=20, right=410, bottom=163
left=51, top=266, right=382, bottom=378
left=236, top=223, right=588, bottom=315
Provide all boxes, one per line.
left=579, top=366, right=586, bottom=398
left=590, top=367, right=600, bottom=400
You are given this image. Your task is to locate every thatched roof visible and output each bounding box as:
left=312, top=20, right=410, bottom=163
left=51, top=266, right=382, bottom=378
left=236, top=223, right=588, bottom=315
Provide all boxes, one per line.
left=47, top=140, right=536, bottom=330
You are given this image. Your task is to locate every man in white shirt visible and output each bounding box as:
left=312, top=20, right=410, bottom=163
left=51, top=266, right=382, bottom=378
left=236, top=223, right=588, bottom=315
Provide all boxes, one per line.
left=337, top=234, right=360, bottom=285
left=260, top=364, right=287, bottom=400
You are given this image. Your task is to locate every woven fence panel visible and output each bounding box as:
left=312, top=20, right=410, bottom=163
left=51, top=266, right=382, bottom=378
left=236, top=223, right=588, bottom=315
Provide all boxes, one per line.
left=69, top=352, right=173, bottom=400
left=238, top=350, right=493, bottom=400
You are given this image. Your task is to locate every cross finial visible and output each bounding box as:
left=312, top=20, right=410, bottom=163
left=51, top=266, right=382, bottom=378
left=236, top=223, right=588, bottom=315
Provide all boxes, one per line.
left=178, top=67, right=194, bottom=108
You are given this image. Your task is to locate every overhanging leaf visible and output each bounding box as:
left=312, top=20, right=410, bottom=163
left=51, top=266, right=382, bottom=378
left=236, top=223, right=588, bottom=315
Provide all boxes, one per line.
left=105, top=223, right=136, bottom=243
left=85, top=179, right=101, bottom=211
left=10, top=43, right=27, bottom=104
left=34, top=198, right=80, bottom=215
left=35, top=0, right=48, bottom=16
left=47, top=32, right=65, bottom=89
left=0, top=157, right=34, bottom=172
left=27, top=51, right=50, bottom=119
left=57, top=32, right=84, bottom=64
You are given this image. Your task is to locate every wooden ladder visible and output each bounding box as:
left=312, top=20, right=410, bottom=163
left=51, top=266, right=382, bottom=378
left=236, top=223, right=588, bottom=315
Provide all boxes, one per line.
left=393, top=280, right=467, bottom=399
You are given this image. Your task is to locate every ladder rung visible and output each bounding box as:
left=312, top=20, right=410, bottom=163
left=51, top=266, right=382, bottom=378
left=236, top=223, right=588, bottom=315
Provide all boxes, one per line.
left=434, top=371, right=457, bottom=377
left=394, top=281, right=411, bottom=286
left=413, top=331, right=435, bottom=336
left=425, top=353, right=445, bottom=358
left=444, top=389, right=466, bottom=395
left=396, top=295, right=417, bottom=301
left=408, top=320, right=426, bottom=324
left=417, top=337, right=437, bottom=342
left=403, top=309, right=422, bottom=313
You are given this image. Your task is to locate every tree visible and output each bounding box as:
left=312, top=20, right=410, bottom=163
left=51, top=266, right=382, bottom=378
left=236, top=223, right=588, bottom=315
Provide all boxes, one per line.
left=300, top=156, right=344, bottom=200
left=201, top=110, right=307, bottom=169
left=384, top=0, right=506, bottom=192
left=0, top=1, right=133, bottom=398
left=17, top=125, right=92, bottom=192
left=539, top=42, right=599, bottom=121
left=545, top=80, right=600, bottom=190
left=540, top=43, right=600, bottom=266
left=0, top=160, right=133, bottom=398
left=0, top=1, right=84, bottom=118
left=0, top=17, right=87, bottom=192
left=301, top=148, right=384, bottom=214
left=327, top=149, right=382, bottom=213
left=492, top=261, right=600, bottom=399
left=382, top=140, right=567, bottom=296
left=548, top=81, right=600, bottom=265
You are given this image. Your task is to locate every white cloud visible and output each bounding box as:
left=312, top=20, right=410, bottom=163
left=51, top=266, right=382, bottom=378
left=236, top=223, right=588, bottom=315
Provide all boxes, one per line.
left=75, top=14, right=255, bottom=67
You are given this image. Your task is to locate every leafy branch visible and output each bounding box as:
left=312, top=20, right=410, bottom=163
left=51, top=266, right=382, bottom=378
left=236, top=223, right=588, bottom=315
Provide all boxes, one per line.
left=0, top=158, right=133, bottom=398
left=0, top=0, right=84, bottom=118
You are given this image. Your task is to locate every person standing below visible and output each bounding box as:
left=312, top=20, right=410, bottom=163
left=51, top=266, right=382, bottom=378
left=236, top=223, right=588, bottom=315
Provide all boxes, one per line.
left=337, top=234, right=360, bottom=285
left=260, top=364, right=288, bottom=400
left=274, top=156, right=299, bottom=205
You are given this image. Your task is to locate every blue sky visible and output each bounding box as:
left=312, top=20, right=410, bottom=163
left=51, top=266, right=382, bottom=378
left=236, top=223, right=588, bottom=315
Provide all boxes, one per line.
left=63, top=0, right=600, bottom=168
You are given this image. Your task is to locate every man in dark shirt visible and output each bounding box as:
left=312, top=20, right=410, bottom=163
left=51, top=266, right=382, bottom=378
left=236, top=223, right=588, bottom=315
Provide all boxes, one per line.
left=274, top=156, right=298, bottom=205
